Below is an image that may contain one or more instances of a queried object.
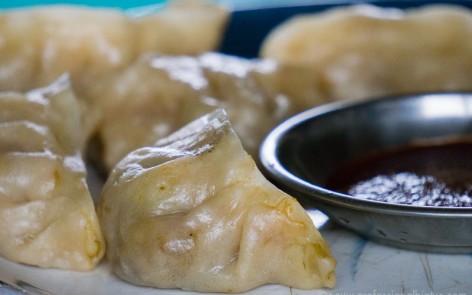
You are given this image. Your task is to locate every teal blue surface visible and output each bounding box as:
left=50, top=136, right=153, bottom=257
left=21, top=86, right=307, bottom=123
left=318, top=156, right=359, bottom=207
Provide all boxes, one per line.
left=0, top=0, right=370, bottom=11
left=0, top=0, right=166, bottom=9
left=0, top=0, right=340, bottom=11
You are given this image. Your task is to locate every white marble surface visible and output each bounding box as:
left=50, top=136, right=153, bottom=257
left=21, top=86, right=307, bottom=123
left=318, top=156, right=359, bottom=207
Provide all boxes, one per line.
left=1, top=209, right=470, bottom=295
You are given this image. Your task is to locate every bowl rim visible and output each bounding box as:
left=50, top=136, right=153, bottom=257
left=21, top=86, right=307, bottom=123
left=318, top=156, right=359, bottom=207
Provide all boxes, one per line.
left=260, top=92, right=472, bottom=217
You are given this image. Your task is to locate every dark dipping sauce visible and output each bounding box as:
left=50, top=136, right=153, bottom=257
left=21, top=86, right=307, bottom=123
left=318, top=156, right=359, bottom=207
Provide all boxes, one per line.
left=326, top=140, right=472, bottom=207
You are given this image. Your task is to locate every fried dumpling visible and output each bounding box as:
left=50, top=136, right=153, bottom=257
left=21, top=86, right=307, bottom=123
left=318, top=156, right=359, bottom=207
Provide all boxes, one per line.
left=0, top=77, right=105, bottom=271
left=261, top=4, right=472, bottom=101
left=91, top=52, right=327, bottom=171
left=98, top=109, right=336, bottom=292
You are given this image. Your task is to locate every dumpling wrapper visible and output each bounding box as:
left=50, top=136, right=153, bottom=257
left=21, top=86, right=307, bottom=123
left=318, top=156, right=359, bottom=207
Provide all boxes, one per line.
left=261, top=4, right=472, bottom=101
left=92, top=52, right=328, bottom=171
left=0, top=77, right=105, bottom=271
left=98, top=109, right=336, bottom=293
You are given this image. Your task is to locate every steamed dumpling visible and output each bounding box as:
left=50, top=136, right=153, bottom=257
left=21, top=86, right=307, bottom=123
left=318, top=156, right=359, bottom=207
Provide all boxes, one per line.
left=98, top=109, right=336, bottom=292
left=261, top=4, right=472, bottom=101
left=0, top=76, right=105, bottom=271
left=0, top=0, right=228, bottom=93
left=91, top=52, right=328, bottom=171
left=0, top=0, right=228, bottom=136
left=134, top=0, right=229, bottom=56
left=0, top=5, right=134, bottom=94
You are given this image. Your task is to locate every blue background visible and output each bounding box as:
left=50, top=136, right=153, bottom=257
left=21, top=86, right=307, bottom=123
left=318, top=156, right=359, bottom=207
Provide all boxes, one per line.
left=0, top=0, right=166, bottom=9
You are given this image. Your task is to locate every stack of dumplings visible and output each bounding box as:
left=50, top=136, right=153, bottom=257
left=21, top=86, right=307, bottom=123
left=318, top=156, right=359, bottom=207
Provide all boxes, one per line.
left=0, top=3, right=338, bottom=291
left=3, top=0, right=472, bottom=293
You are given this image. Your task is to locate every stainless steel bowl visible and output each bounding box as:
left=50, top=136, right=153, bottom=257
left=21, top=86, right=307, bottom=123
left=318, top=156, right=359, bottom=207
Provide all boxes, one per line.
left=260, top=92, right=472, bottom=253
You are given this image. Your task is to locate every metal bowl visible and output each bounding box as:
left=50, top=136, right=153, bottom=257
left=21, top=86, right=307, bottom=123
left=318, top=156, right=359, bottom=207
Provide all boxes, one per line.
left=260, top=92, right=472, bottom=253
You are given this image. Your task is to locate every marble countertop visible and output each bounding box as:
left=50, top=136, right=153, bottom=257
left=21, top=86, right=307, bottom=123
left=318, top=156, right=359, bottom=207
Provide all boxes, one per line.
left=1, top=209, right=470, bottom=295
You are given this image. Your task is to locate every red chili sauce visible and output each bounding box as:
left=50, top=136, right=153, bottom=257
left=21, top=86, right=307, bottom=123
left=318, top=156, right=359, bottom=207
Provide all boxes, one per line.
left=326, top=140, right=472, bottom=207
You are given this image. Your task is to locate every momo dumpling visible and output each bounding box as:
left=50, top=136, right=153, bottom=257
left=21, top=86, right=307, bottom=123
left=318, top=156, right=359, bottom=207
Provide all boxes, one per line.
left=134, top=0, right=229, bottom=56
left=0, top=0, right=228, bottom=93
left=0, top=77, right=105, bottom=271
left=0, top=5, right=134, bottom=94
left=0, top=0, right=228, bottom=136
left=261, top=4, right=472, bottom=101
left=98, top=109, right=336, bottom=292
left=91, top=52, right=327, bottom=171
left=92, top=53, right=291, bottom=171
